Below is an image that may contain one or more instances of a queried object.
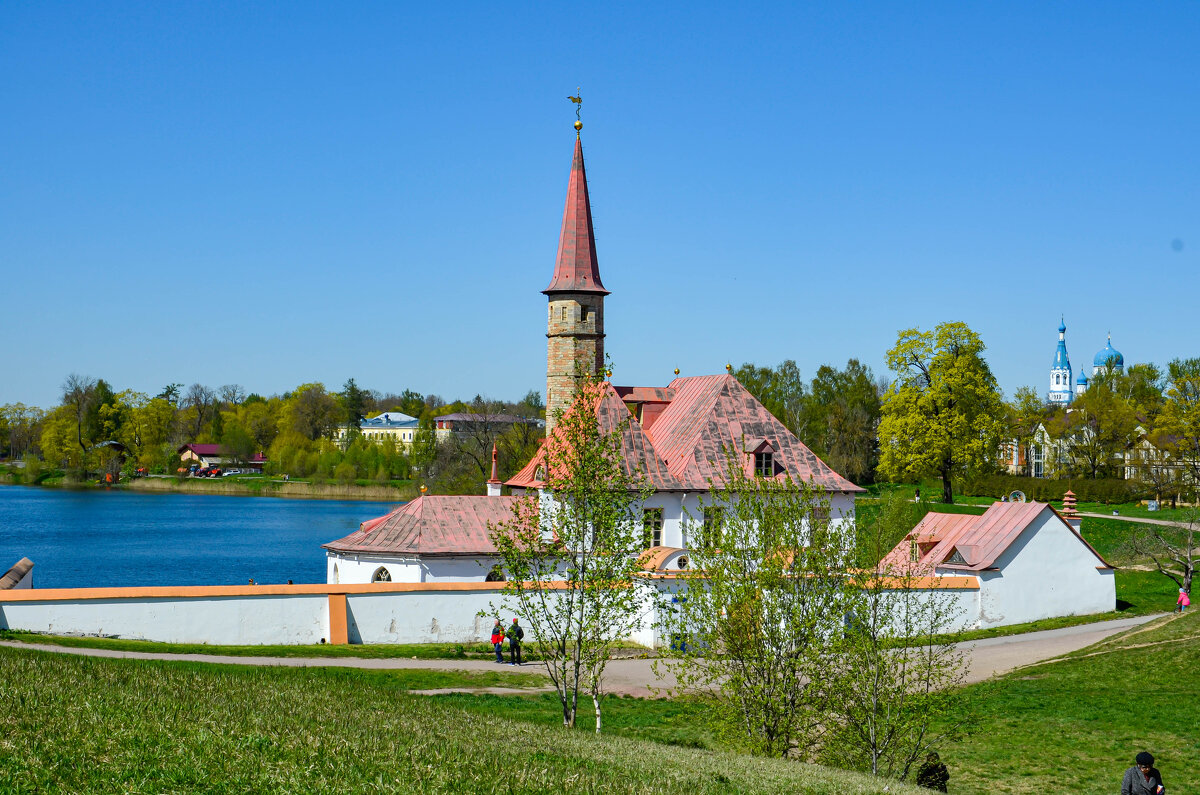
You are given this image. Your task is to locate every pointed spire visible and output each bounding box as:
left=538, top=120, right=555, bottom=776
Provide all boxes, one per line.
left=544, top=135, right=608, bottom=295
left=486, top=442, right=502, bottom=497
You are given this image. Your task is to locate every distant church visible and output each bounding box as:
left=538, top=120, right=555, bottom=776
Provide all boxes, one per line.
left=1047, top=319, right=1125, bottom=405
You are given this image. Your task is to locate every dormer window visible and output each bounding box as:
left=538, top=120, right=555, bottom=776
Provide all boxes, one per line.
left=754, top=452, right=774, bottom=477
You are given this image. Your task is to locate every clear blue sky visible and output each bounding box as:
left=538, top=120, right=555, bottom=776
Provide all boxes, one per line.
left=3, top=2, right=1197, bottom=409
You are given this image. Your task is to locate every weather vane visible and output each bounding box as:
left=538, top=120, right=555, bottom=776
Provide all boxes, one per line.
left=568, top=88, right=582, bottom=132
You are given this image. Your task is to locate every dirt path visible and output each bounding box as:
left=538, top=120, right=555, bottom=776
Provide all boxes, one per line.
left=1079, top=511, right=1192, bottom=529
left=0, top=614, right=1160, bottom=697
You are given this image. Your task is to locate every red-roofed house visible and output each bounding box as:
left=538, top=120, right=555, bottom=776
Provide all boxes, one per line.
left=178, top=444, right=267, bottom=472
left=880, top=501, right=1115, bottom=628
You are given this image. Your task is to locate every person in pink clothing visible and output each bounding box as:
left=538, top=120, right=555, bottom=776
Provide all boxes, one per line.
left=1177, top=588, right=1190, bottom=612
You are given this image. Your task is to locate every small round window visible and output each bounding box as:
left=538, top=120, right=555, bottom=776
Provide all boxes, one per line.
left=372, top=567, right=392, bottom=583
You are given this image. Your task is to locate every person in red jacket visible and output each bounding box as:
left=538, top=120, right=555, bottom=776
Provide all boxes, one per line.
left=1176, top=588, right=1190, bottom=613
left=490, top=619, right=505, bottom=663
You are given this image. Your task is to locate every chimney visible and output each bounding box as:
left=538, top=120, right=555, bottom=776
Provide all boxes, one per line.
left=1061, top=490, right=1082, bottom=533
left=486, top=443, right=502, bottom=497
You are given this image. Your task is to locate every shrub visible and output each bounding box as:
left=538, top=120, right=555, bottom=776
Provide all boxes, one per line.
left=961, top=473, right=1150, bottom=504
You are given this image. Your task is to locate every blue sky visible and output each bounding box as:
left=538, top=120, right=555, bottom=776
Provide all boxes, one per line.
left=2, top=2, right=1197, bottom=409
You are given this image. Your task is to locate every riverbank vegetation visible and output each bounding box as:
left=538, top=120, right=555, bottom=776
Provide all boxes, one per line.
left=0, top=376, right=545, bottom=498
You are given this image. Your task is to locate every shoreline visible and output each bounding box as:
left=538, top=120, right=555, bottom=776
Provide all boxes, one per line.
left=0, top=474, right=416, bottom=502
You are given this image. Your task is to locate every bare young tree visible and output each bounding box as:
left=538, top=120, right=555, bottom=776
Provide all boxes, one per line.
left=183, top=383, right=216, bottom=440
left=1124, top=511, right=1199, bottom=596
left=61, top=374, right=98, bottom=472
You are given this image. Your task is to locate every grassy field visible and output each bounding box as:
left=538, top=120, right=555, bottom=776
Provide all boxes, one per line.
left=939, top=610, right=1200, bottom=794
left=0, top=647, right=921, bottom=795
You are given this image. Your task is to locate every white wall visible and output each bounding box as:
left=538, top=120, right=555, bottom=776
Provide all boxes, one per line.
left=0, top=594, right=330, bottom=645
left=946, top=510, right=1116, bottom=628
left=328, top=553, right=502, bottom=584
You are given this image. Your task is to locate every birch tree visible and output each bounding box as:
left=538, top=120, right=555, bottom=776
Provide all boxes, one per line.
left=488, top=377, right=652, bottom=732
left=657, top=460, right=855, bottom=757
left=823, top=493, right=968, bottom=780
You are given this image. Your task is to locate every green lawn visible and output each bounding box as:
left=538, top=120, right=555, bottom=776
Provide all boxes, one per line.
left=939, top=611, right=1200, bottom=794
left=0, top=647, right=920, bottom=795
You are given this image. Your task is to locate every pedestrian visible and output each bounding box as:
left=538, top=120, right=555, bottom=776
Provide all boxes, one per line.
left=1177, top=588, right=1190, bottom=613
left=490, top=619, right=505, bottom=663
left=506, top=618, right=524, bottom=665
left=1121, top=751, right=1165, bottom=795
left=914, top=751, right=949, bottom=793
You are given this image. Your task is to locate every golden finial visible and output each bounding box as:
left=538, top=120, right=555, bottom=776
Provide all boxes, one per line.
left=568, top=88, right=582, bottom=133
left=674, top=368, right=680, bottom=376
left=420, top=484, right=427, bottom=495
left=725, top=363, right=732, bottom=373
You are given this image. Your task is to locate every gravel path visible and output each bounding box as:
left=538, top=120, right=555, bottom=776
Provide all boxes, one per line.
left=0, top=614, right=1161, bottom=697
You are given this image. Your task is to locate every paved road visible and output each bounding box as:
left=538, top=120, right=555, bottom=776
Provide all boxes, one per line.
left=0, top=614, right=1160, bottom=697
left=1079, top=511, right=1191, bottom=529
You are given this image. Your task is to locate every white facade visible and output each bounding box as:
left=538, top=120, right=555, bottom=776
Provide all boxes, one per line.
left=939, top=510, right=1115, bottom=627
left=327, top=553, right=504, bottom=584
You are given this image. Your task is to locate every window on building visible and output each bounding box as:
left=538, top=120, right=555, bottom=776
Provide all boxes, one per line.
left=754, top=451, right=774, bottom=477
left=643, top=508, right=663, bottom=549
left=702, top=507, right=724, bottom=550
left=372, top=567, right=392, bottom=583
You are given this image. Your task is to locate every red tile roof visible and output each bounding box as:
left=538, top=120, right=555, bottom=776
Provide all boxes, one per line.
left=322, top=495, right=519, bottom=557
left=506, top=375, right=862, bottom=493
left=543, top=136, right=608, bottom=296
left=880, top=501, right=1112, bottom=573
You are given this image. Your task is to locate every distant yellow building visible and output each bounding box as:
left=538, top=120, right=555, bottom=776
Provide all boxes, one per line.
left=335, top=412, right=420, bottom=448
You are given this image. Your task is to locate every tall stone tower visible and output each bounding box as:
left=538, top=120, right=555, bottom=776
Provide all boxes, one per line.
left=543, top=126, right=608, bottom=433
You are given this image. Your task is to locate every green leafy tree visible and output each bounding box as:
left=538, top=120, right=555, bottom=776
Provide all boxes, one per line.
left=1047, top=380, right=1137, bottom=478
left=340, top=378, right=370, bottom=436
left=1160, top=358, right=1200, bottom=493
left=488, top=377, right=652, bottom=732
left=1005, top=386, right=1047, bottom=477
left=734, top=360, right=808, bottom=439
left=808, top=359, right=882, bottom=484
left=658, top=462, right=854, bottom=757
left=877, top=322, right=1004, bottom=504
left=286, top=383, right=342, bottom=441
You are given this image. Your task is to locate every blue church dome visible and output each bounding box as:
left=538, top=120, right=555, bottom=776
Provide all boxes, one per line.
left=1076, top=371, right=1089, bottom=385
left=1093, top=336, right=1124, bottom=369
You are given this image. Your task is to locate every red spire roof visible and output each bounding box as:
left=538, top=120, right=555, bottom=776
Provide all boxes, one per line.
left=544, top=136, right=608, bottom=295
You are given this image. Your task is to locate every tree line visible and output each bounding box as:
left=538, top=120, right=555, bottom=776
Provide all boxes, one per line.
left=1, top=376, right=544, bottom=492
left=740, top=322, right=1200, bottom=505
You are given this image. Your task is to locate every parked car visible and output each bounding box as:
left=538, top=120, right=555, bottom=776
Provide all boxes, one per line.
left=222, top=469, right=241, bottom=477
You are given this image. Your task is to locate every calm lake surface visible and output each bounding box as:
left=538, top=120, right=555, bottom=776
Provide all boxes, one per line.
left=0, top=486, right=401, bottom=588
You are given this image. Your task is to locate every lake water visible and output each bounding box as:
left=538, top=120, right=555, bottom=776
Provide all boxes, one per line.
left=0, top=486, right=401, bottom=588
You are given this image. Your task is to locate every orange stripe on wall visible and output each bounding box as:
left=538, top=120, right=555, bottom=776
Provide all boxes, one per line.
left=0, top=580, right=572, bottom=603
left=327, top=593, right=348, bottom=645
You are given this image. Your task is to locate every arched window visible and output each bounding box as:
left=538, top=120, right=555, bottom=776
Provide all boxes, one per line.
left=372, top=567, right=392, bottom=583
left=332, top=563, right=340, bottom=584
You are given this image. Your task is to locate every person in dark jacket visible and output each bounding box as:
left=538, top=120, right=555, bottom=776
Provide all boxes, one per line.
left=1121, top=751, right=1165, bottom=795
left=506, top=618, right=523, bottom=665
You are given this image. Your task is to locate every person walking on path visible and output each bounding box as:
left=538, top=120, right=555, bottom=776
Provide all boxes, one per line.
left=490, top=619, right=505, bottom=663
left=1121, top=751, right=1165, bottom=795
left=506, top=618, right=524, bottom=665
left=1177, top=588, right=1190, bottom=613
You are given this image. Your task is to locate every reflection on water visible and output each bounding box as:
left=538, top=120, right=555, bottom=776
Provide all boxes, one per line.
left=0, top=486, right=400, bottom=588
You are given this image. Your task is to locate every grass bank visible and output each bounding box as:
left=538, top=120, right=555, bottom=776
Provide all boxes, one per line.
left=126, top=475, right=417, bottom=501
left=0, top=646, right=920, bottom=794
left=938, top=610, right=1200, bottom=794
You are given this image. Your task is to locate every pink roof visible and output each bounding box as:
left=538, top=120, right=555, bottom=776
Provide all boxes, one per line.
left=323, top=495, right=519, bottom=557
left=506, top=375, right=861, bottom=493
left=543, top=136, right=608, bottom=296
left=880, top=501, right=1112, bottom=573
